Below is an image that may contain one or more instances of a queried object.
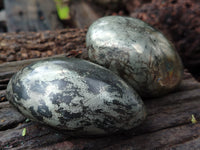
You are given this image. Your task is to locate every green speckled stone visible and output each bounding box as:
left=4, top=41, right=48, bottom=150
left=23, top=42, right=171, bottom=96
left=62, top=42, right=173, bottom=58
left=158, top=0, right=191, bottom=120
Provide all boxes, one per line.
left=86, top=16, right=183, bottom=98
left=6, top=57, right=146, bottom=136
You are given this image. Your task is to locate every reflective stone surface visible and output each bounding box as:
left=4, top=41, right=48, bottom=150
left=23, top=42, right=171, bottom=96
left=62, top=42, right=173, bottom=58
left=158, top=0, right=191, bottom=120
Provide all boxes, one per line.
left=6, top=57, right=146, bottom=136
left=86, top=16, right=183, bottom=97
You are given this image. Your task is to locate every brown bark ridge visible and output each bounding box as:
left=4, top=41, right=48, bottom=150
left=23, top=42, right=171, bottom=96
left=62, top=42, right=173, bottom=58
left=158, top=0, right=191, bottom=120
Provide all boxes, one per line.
left=0, top=28, right=200, bottom=149
left=0, top=28, right=87, bottom=63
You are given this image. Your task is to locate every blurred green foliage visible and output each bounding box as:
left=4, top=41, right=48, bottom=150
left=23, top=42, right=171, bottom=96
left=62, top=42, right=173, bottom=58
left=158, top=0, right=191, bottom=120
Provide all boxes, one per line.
left=22, top=128, right=26, bottom=136
left=54, top=0, right=70, bottom=20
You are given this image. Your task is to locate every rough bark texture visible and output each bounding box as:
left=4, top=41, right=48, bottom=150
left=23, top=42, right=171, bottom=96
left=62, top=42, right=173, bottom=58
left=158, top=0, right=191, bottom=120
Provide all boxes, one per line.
left=0, top=28, right=87, bottom=63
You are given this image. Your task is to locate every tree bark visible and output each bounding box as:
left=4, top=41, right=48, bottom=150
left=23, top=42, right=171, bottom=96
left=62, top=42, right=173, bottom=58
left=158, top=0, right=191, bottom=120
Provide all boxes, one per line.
left=0, top=28, right=87, bottom=63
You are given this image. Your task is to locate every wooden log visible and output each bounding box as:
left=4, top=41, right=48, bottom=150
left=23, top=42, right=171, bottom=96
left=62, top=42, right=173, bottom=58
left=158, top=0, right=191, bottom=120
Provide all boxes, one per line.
left=0, top=101, right=25, bottom=131
left=0, top=28, right=87, bottom=63
left=4, top=0, right=63, bottom=32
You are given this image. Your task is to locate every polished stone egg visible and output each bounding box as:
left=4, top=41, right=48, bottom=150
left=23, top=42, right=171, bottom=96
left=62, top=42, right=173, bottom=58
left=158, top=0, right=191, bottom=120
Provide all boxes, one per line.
left=86, top=16, right=183, bottom=98
left=6, top=57, right=146, bottom=136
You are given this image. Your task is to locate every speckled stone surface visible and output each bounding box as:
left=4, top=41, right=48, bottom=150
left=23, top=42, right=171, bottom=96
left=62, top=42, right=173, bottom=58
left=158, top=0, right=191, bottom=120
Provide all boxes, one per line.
left=6, top=57, right=146, bottom=136
left=86, top=16, right=183, bottom=98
